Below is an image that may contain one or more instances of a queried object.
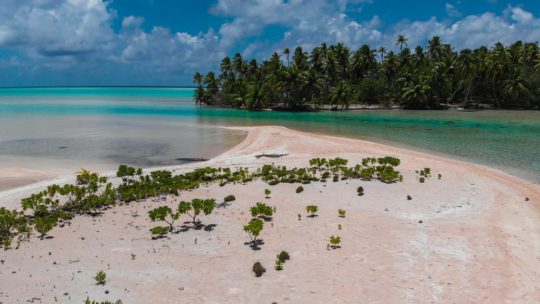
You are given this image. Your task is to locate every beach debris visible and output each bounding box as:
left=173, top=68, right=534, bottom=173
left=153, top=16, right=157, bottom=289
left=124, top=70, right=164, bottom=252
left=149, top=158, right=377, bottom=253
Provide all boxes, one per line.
left=255, top=153, right=289, bottom=159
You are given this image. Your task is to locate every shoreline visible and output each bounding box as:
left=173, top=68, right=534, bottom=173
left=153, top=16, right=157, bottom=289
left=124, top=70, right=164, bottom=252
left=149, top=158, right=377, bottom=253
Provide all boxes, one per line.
left=1, top=126, right=540, bottom=303
left=1, top=125, right=538, bottom=206
left=0, top=125, right=538, bottom=207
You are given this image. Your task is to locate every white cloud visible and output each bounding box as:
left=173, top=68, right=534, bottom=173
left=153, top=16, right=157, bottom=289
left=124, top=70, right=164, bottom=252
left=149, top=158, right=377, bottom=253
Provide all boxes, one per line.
left=384, top=6, right=540, bottom=50
left=0, top=0, right=540, bottom=85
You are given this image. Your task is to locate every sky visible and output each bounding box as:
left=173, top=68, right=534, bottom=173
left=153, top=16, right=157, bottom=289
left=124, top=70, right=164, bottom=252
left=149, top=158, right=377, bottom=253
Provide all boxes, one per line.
left=0, top=0, right=539, bottom=87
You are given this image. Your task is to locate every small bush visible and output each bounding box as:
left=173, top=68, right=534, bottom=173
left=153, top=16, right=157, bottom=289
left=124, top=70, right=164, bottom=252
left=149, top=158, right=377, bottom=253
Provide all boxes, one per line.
left=84, top=297, right=123, bottom=304
left=296, top=186, right=304, bottom=193
left=275, top=258, right=284, bottom=271
left=306, top=205, right=318, bottom=217
left=244, top=218, right=264, bottom=247
left=419, top=177, right=425, bottom=183
left=357, top=186, right=364, bottom=196
left=437, top=174, right=442, bottom=180
left=250, top=202, right=274, bottom=220
left=253, top=262, right=266, bottom=277
left=224, top=195, right=236, bottom=202
left=338, top=209, right=346, bottom=218
left=264, top=189, right=271, bottom=198
left=329, top=235, right=341, bottom=249
left=333, top=175, right=339, bottom=182
left=94, top=270, right=107, bottom=285
left=150, top=226, right=169, bottom=238
left=407, top=195, right=412, bottom=200
left=525, top=197, right=530, bottom=201
left=268, top=180, right=279, bottom=186
left=277, top=250, right=290, bottom=262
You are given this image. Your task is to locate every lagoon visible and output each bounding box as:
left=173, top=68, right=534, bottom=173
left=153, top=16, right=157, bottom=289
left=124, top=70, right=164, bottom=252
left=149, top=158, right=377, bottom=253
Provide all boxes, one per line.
left=0, top=87, right=538, bottom=183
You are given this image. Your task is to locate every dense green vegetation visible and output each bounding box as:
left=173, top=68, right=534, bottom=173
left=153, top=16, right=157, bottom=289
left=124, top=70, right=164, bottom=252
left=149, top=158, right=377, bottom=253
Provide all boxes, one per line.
left=0, top=156, right=401, bottom=249
left=84, top=298, right=122, bottom=304
left=194, top=36, right=540, bottom=110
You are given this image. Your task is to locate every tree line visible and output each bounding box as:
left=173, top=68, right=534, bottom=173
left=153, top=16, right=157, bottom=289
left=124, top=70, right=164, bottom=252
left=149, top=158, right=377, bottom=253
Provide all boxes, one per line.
left=193, top=35, right=540, bottom=110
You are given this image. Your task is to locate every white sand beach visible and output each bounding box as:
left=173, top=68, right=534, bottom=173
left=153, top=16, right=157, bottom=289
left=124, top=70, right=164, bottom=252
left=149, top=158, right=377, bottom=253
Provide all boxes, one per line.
left=0, top=126, right=539, bottom=303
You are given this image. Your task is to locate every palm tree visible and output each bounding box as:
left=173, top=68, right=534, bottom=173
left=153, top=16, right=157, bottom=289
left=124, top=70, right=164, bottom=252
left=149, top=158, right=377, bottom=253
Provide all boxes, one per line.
left=193, top=72, right=202, bottom=85
left=378, top=46, right=387, bottom=61
left=396, top=34, right=408, bottom=52
left=284, top=48, right=290, bottom=67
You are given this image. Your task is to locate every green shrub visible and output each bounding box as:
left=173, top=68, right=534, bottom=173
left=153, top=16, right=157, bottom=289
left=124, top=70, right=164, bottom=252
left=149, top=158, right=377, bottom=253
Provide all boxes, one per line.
left=264, top=189, right=271, bottom=198
left=329, top=235, right=341, bottom=249
left=338, top=209, right=346, bottom=218
left=306, top=205, right=318, bottom=217
left=438, top=174, right=442, bottom=180
left=178, top=198, right=216, bottom=225
left=148, top=206, right=179, bottom=232
left=419, top=177, right=425, bottom=183
left=34, top=215, right=58, bottom=239
left=0, top=208, right=29, bottom=249
left=275, top=258, right=284, bottom=271
left=357, top=186, right=364, bottom=196
left=244, top=218, right=264, bottom=246
left=84, top=297, right=123, bottom=304
left=224, top=195, right=236, bottom=202
left=150, top=226, right=169, bottom=238
left=277, top=251, right=290, bottom=262
left=252, top=261, right=266, bottom=277
left=296, top=186, right=304, bottom=193
left=94, top=270, right=107, bottom=285
left=250, top=202, right=273, bottom=220
left=266, top=180, right=278, bottom=186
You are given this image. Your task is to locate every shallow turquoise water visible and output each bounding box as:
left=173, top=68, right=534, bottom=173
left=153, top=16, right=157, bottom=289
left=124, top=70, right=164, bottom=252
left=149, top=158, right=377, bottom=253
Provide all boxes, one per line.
left=0, top=87, right=538, bottom=183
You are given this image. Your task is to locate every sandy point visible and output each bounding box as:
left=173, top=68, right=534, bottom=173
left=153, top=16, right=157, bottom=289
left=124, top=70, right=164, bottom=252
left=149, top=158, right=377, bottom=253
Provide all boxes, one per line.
left=0, top=126, right=539, bottom=304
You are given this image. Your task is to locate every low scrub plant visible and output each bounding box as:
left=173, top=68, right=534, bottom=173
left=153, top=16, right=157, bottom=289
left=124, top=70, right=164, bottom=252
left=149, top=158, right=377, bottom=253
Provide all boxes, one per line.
left=357, top=186, right=364, bottom=196
left=306, top=205, right=318, bottom=217
left=338, top=209, right=346, bottom=218
left=94, top=270, right=107, bottom=285
left=296, top=186, right=304, bottom=193
left=224, top=195, right=236, bottom=202
left=178, top=198, right=216, bottom=226
left=149, top=226, right=169, bottom=238
left=244, top=218, right=264, bottom=249
left=0, top=208, right=30, bottom=249
left=250, top=202, right=274, bottom=220
left=148, top=206, right=179, bottom=232
left=84, top=298, right=123, bottom=304
left=275, top=258, right=284, bottom=271
left=329, top=235, right=341, bottom=249
left=277, top=250, right=290, bottom=262
left=252, top=261, right=266, bottom=277
left=264, top=189, right=271, bottom=198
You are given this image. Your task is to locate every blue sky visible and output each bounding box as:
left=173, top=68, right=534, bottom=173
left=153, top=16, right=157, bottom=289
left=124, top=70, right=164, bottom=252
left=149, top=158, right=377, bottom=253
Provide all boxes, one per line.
left=0, top=0, right=539, bottom=87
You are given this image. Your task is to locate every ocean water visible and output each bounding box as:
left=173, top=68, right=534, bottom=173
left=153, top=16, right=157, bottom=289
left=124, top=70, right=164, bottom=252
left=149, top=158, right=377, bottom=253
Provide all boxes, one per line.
left=0, top=87, right=539, bottom=183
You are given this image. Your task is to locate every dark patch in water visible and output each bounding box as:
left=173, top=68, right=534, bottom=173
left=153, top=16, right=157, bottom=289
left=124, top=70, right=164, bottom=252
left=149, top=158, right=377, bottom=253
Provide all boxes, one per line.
left=175, top=158, right=209, bottom=163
